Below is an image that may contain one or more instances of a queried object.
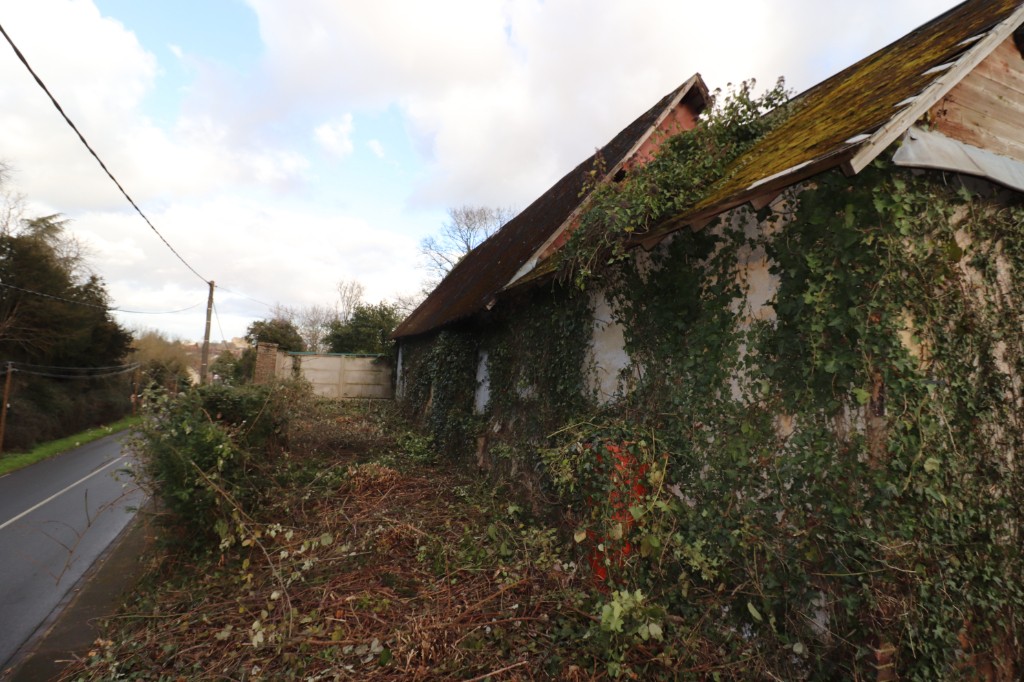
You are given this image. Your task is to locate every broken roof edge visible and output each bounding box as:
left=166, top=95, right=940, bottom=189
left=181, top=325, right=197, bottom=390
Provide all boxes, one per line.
left=503, top=73, right=710, bottom=290
left=893, top=125, right=1024, bottom=193
left=844, top=3, right=1024, bottom=174
left=611, top=1, right=1024, bottom=250
left=391, top=74, right=711, bottom=340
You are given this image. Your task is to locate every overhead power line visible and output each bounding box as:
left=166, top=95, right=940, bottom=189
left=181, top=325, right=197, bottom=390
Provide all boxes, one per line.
left=2, top=360, right=139, bottom=380
left=215, top=284, right=274, bottom=310
left=12, top=361, right=139, bottom=372
left=0, top=281, right=204, bottom=315
left=213, top=300, right=228, bottom=344
left=0, top=21, right=209, bottom=285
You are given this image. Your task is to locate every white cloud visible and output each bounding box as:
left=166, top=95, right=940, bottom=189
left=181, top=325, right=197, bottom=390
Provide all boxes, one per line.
left=0, top=1, right=311, bottom=211
left=72, top=194, right=423, bottom=339
left=314, top=114, right=355, bottom=158
left=0, top=0, right=965, bottom=342
left=245, top=0, right=961, bottom=209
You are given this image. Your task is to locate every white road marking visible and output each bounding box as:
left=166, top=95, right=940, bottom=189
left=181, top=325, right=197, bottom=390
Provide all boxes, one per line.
left=0, top=456, right=125, bottom=531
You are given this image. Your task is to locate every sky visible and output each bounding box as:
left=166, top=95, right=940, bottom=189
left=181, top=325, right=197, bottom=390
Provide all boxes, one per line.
left=0, top=0, right=962, bottom=342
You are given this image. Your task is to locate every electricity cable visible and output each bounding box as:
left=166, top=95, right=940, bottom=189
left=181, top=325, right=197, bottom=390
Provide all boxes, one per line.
left=0, top=21, right=210, bottom=285
left=11, top=361, right=139, bottom=372
left=215, top=284, right=274, bottom=310
left=213, top=300, right=228, bottom=344
left=3, top=361, right=139, bottom=380
left=11, top=366, right=138, bottom=380
left=0, top=281, right=203, bottom=315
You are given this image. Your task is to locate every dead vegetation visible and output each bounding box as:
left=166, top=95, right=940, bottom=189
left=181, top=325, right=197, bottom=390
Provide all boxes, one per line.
left=61, top=399, right=601, bottom=681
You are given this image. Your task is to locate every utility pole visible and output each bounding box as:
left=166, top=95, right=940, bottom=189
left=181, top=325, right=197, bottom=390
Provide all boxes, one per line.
left=0, top=363, right=13, bottom=455
left=199, top=280, right=215, bottom=385
left=131, top=365, right=141, bottom=416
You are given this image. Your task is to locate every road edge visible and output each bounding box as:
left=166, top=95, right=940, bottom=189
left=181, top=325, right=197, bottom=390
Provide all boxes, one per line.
left=3, top=502, right=155, bottom=681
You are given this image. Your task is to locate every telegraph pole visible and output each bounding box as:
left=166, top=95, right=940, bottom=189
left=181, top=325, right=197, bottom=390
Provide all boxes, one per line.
left=199, top=280, right=215, bottom=385
left=0, top=363, right=13, bottom=455
left=131, top=364, right=141, bottom=416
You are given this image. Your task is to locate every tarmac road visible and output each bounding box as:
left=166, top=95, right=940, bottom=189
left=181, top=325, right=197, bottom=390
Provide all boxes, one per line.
left=0, top=433, right=142, bottom=671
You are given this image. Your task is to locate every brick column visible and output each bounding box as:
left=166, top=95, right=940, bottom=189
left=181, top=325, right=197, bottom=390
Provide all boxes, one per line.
left=253, top=343, right=279, bottom=385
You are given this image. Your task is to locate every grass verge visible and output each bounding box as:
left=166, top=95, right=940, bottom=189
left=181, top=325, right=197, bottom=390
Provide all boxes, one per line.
left=0, top=415, right=141, bottom=476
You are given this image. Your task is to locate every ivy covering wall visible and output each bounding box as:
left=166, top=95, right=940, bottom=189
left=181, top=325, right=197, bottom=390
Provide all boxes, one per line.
left=396, top=84, right=1023, bottom=676
left=558, top=164, right=1023, bottom=678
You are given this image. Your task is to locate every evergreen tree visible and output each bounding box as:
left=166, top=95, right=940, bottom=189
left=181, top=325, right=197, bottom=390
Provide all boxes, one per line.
left=324, top=302, right=401, bottom=354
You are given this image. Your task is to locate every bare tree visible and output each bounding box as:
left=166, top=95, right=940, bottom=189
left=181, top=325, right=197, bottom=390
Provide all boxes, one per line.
left=266, top=280, right=368, bottom=354
left=392, top=291, right=425, bottom=317
left=420, top=205, right=515, bottom=286
left=337, top=279, right=365, bottom=322
left=297, top=304, right=338, bottom=353
left=0, top=163, right=26, bottom=236
left=271, top=302, right=338, bottom=353
left=270, top=303, right=296, bottom=323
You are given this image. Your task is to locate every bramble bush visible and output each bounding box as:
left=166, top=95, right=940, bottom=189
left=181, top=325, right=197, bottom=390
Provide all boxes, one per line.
left=134, top=382, right=309, bottom=549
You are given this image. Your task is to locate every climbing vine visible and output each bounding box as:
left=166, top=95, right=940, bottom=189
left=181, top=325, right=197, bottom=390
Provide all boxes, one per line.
left=397, top=328, right=479, bottom=458
left=398, top=79, right=1023, bottom=677
left=541, top=162, right=1024, bottom=678
left=483, top=286, right=595, bottom=442
left=561, top=78, right=790, bottom=287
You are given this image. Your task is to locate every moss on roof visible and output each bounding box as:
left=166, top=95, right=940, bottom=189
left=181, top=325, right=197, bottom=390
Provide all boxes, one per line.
left=397, top=1, right=1024, bottom=333
left=677, top=0, right=1023, bottom=226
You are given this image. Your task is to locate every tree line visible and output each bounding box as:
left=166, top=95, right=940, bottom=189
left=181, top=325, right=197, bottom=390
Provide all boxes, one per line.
left=0, top=171, right=134, bottom=450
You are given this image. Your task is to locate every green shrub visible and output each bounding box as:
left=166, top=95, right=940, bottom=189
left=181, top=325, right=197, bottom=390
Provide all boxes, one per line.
left=134, top=382, right=310, bottom=549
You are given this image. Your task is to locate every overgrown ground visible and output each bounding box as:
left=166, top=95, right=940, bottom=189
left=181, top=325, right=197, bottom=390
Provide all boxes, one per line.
left=61, top=393, right=637, bottom=682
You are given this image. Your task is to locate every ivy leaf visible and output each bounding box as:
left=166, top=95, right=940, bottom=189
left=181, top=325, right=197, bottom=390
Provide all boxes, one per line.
left=923, top=457, right=941, bottom=474
left=924, top=487, right=948, bottom=505
left=573, top=528, right=588, bottom=544
left=747, top=601, right=763, bottom=622
left=852, top=388, right=871, bottom=405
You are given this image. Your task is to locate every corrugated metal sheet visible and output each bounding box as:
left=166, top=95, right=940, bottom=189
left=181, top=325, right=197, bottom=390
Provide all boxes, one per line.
left=894, top=125, right=1024, bottom=192
left=392, top=76, right=709, bottom=339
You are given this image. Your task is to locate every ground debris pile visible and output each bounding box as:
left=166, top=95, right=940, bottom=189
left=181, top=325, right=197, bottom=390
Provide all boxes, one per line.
left=61, top=394, right=611, bottom=681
